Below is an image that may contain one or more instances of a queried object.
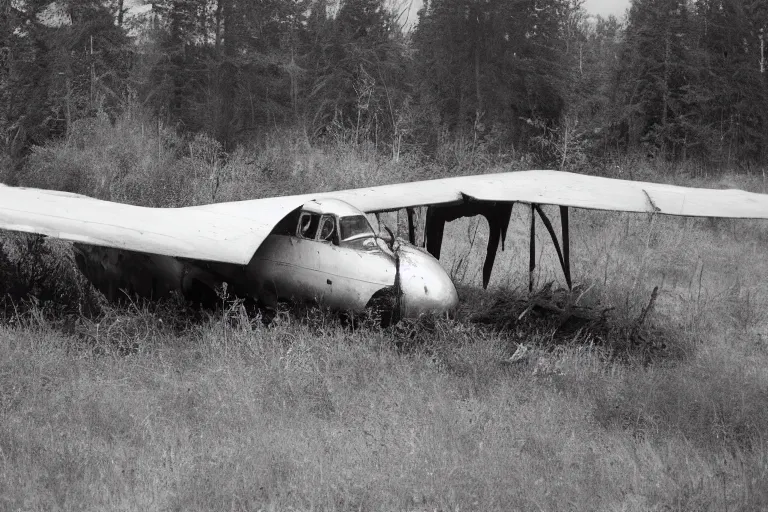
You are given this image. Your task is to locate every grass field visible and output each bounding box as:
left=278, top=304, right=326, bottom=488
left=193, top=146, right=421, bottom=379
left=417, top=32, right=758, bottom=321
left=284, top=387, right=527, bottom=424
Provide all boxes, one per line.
left=2, top=202, right=768, bottom=511
left=1, top=119, right=768, bottom=510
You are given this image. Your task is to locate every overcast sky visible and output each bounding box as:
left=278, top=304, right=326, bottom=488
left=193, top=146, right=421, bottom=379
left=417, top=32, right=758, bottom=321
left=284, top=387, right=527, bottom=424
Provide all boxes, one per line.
left=402, top=0, right=632, bottom=28
left=583, top=0, right=631, bottom=18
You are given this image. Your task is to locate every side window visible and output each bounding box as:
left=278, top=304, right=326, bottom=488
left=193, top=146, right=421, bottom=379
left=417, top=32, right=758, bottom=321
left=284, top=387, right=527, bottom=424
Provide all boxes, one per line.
left=318, top=215, right=338, bottom=244
left=297, top=212, right=320, bottom=239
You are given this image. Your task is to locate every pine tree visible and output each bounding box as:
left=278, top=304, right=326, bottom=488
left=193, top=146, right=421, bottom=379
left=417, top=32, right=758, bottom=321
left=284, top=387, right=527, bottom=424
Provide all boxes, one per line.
left=613, top=0, right=694, bottom=159
left=1, top=0, right=129, bottom=164
left=693, top=0, right=768, bottom=164
left=302, top=0, right=409, bottom=145
left=412, top=0, right=571, bottom=154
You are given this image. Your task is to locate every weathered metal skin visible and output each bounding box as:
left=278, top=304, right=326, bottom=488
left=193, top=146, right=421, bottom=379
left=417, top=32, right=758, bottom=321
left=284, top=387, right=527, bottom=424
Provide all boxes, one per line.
left=73, top=199, right=459, bottom=319
left=397, top=244, right=459, bottom=317
left=244, top=233, right=395, bottom=311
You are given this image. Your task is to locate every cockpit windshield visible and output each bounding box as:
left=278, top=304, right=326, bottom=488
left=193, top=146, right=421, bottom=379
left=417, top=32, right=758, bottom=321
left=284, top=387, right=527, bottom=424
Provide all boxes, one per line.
left=339, top=215, right=374, bottom=242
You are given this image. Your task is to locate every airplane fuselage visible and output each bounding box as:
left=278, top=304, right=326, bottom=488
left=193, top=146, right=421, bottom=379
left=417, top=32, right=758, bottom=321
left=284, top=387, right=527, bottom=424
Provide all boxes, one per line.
left=74, top=199, right=459, bottom=319
left=244, top=233, right=458, bottom=317
left=247, top=233, right=395, bottom=311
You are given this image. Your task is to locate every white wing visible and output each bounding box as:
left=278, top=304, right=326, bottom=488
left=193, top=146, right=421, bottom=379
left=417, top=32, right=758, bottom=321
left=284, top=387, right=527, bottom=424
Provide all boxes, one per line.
left=0, top=184, right=307, bottom=264
left=2, top=170, right=767, bottom=266
left=198, top=170, right=768, bottom=219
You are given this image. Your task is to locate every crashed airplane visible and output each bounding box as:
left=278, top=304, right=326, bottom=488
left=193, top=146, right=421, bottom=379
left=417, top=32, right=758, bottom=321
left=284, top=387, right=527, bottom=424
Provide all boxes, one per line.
left=1, top=170, right=768, bottom=320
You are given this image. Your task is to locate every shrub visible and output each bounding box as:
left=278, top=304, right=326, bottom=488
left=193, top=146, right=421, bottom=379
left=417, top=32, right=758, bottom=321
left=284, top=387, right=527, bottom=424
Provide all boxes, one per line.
left=463, top=283, right=682, bottom=364
left=196, top=131, right=432, bottom=204
left=0, top=232, right=103, bottom=321
left=19, top=111, right=188, bottom=206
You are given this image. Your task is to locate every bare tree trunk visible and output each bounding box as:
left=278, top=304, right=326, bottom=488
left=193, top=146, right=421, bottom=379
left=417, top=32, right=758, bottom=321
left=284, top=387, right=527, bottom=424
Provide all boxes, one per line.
left=473, top=6, right=482, bottom=116
left=217, top=0, right=237, bottom=148
left=90, top=35, right=95, bottom=109
left=560, top=119, right=569, bottom=170
left=214, top=0, right=223, bottom=56
left=661, top=24, right=671, bottom=157
left=65, top=75, right=72, bottom=138
left=117, top=0, right=124, bottom=28
left=474, top=43, right=481, bottom=115
left=0, top=0, right=11, bottom=154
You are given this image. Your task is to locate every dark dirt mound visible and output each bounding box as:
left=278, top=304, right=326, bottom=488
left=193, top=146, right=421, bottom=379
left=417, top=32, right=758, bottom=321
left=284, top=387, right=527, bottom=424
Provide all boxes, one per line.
left=463, top=283, right=681, bottom=363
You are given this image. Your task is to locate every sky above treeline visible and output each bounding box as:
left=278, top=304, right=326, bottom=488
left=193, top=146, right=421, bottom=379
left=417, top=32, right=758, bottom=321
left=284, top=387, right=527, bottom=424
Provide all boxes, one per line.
left=404, top=0, right=631, bottom=25
left=583, top=0, right=631, bottom=18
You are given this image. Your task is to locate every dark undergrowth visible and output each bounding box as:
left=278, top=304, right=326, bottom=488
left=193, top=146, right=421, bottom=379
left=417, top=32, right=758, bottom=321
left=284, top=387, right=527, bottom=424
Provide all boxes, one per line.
left=0, top=233, right=103, bottom=321
left=2, top=230, right=682, bottom=364
left=456, top=283, right=685, bottom=365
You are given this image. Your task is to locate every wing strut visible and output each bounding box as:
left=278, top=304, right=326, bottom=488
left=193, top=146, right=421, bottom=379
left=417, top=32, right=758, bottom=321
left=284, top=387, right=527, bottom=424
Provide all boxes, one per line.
left=532, top=205, right=573, bottom=290
left=560, top=206, right=572, bottom=289
left=529, top=205, right=536, bottom=292
left=406, top=207, right=416, bottom=245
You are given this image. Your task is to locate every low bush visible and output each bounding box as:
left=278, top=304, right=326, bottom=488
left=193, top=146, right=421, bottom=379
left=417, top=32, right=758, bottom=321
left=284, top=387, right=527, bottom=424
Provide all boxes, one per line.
left=0, top=233, right=102, bottom=321
left=13, top=113, right=445, bottom=207
left=19, top=112, right=187, bottom=206
left=464, top=283, right=682, bottom=364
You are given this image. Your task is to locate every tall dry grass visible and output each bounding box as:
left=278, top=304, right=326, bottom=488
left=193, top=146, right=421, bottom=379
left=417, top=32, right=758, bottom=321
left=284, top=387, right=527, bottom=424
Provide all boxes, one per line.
left=7, top=109, right=527, bottom=209
left=1, top=112, right=768, bottom=510
left=2, top=295, right=767, bottom=510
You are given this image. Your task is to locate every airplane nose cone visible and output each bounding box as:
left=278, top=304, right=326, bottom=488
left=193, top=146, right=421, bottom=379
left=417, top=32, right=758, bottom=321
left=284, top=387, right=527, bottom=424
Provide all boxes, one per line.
left=397, top=244, right=459, bottom=318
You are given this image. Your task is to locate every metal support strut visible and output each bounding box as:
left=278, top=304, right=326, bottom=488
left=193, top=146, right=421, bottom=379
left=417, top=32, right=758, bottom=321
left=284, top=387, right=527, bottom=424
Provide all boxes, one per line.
left=406, top=207, right=416, bottom=245
left=559, top=206, right=572, bottom=289
left=531, top=204, right=573, bottom=291
left=529, top=205, right=536, bottom=292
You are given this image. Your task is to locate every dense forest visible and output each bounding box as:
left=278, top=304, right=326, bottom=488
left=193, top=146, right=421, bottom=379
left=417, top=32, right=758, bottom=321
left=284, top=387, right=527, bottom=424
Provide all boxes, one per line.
left=1, top=0, right=767, bottom=182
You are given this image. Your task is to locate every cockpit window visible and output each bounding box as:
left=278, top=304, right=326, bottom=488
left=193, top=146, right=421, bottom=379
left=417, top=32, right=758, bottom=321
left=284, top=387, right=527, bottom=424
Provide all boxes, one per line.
left=318, top=215, right=336, bottom=243
left=298, top=212, right=320, bottom=239
left=339, top=215, right=374, bottom=241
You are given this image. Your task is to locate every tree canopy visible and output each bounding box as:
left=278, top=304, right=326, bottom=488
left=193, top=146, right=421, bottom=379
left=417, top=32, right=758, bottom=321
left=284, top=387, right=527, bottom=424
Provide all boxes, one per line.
left=1, top=0, right=767, bottom=168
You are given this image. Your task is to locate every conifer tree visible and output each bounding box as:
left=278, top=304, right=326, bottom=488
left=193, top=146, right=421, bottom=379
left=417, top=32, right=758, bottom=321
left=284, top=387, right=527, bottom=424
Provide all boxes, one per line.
left=412, top=0, right=571, bottom=153
left=1, top=0, right=129, bottom=163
